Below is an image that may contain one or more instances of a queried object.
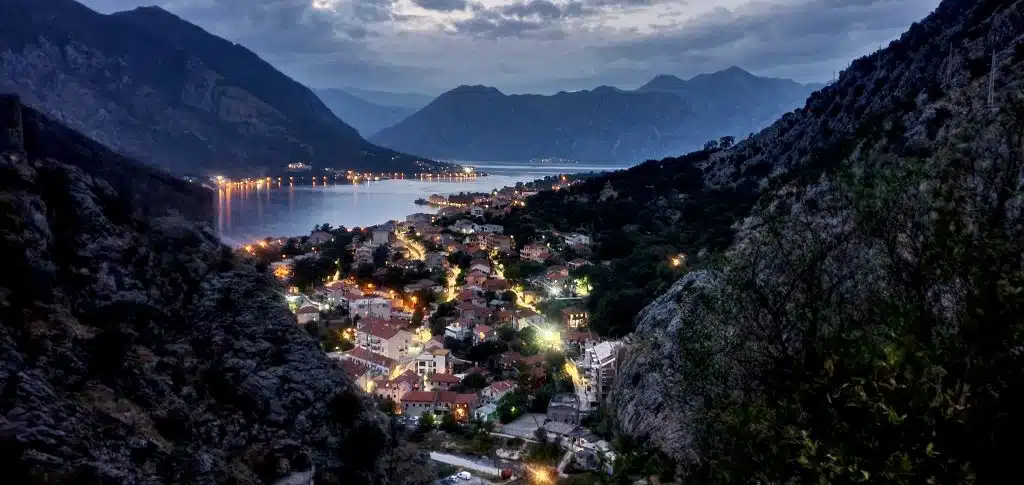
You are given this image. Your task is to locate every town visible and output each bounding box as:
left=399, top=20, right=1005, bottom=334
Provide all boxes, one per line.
left=239, top=176, right=624, bottom=484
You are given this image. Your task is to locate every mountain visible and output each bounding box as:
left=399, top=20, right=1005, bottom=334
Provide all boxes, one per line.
left=314, top=88, right=417, bottom=136
left=342, top=87, right=435, bottom=112
left=370, top=68, right=819, bottom=163
left=0, top=94, right=429, bottom=484
left=635, top=66, right=822, bottom=138
left=507, top=0, right=1024, bottom=482
left=371, top=84, right=694, bottom=162
left=0, top=0, right=438, bottom=176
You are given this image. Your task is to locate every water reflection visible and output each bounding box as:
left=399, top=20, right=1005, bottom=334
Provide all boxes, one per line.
left=215, top=162, right=627, bottom=246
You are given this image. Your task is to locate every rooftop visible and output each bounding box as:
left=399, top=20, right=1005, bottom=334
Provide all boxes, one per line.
left=344, top=347, right=397, bottom=368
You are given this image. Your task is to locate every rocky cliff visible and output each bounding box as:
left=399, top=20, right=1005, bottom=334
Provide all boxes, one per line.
left=609, top=0, right=1024, bottom=482
left=0, top=95, right=429, bottom=484
left=0, top=0, right=437, bottom=176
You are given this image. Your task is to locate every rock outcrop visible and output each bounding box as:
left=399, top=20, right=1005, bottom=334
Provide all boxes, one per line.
left=0, top=95, right=430, bottom=484
left=608, top=0, right=1024, bottom=478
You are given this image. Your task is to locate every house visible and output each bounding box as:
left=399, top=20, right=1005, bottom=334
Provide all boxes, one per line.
left=356, top=319, right=413, bottom=360
left=469, top=206, right=485, bottom=217
left=481, top=380, right=516, bottom=403
left=474, top=402, right=499, bottom=422
left=400, top=390, right=479, bottom=421
left=515, top=309, right=546, bottom=330
left=309, top=230, right=333, bottom=246
left=416, top=348, right=452, bottom=376
left=350, top=297, right=391, bottom=319
left=478, top=224, right=504, bottom=234
left=466, top=270, right=489, bottom=287
left=425, top=251, right=447, bottom=270
left=445, top=321, right=472, bottom=340
left=295, top=305, right=320, bottom=325
left=474, top=324, right=496, bottom=344
left=333, top=347, right=396, bottom=378
left=338, top=359, right=375, bottom=393
left=450, top=219, right=477, bottom=234
left=469, top=260, right=491, bottom=274
left=354, top=244, right=375, bottom=265
left=520, top=243, right=550, bottom=262
left=483, top=278, right=511, bottom=294
left=371, top=227, right=391, bottom=246
left=564, top=233, right=591, bottom=246
left=567, top=258, right=591, bottom=270
left=400, top=390, right=438, bottom=417
left=499, top=352, right=524, bottom=370
left=546, top=393, right=582, bottom=425
left=545, top=265, right=569, bottom=279
left=484, top=234, right=513, bottom=253
left=571, top=340, right=625, bottom=411
left=404, top=279, right=442, bottom=294
left=458, top=305, right=488, bottom=325
left=407, top=213, right=434, bottom=224
left=562, top=329, right=596, bottom=353
left=561, top=307, right=589, bottom=329
left=373, top=370, right=423, bottom=403
left=426, top=372, right=462, bottom=391
left=438, top=391, right=479, bottom=421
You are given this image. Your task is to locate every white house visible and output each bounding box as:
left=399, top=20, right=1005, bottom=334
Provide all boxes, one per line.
left=356, top=319, right=413, bottom=360
left=415, top=348, right=452, bottom=376
left=564, top=233, right=591, bottom=246
left=449, top=219, right=477, bottom=235
left=351, top=297, right=392, bottom=319
left=309, top=230, right=333, bottom=246
left=480, top=380, right=516, bottom=403
left=295, top=305, right=320, bottom=325
left=372, top=227, right=391, bottom=246
left=470, top=206, right=485, bottom=217
left=478, top=224, right=504, bottom=234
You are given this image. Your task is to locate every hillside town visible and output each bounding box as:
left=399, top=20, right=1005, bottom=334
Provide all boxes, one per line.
left=240, top=179, right=624, bottom=483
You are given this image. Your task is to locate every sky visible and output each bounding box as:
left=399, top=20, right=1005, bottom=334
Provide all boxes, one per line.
left=80, top=0, right=940, bottom=95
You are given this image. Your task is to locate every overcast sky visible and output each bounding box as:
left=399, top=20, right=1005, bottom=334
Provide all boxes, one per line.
left=80, top=0, right=939, bottom=95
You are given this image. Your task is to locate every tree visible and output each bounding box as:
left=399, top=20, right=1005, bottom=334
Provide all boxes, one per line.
left=496, top=392, right=528, bottom=423
left=440, top=411, right=460, bottom=433
left=417, top=411, right=436, bottom=434
left=411, top=308, right=424, bottom=326
left=461, top=372, right=489, bottom=390
left=718, top=135, right=736, bottom=149
left=703, top=139, right=719, bottom=151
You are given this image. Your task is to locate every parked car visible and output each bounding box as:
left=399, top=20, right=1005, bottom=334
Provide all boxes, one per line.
left=457, top=471, right=471, bottom=480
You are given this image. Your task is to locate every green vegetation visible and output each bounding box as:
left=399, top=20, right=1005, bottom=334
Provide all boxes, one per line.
left=500, top=147, right=750, bottom=336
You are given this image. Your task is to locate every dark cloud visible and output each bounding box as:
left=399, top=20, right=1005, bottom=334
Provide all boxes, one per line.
left=598, top=0, right=936, bottom=77
left=77, top=0, right=938, bottom=94
left=453, top=0, right=587, bottom=38
left=412, top=0, right=468, bottom=12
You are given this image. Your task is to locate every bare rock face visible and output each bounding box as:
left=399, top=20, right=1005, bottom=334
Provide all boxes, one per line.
left=0, top=97, right=430, bottom=485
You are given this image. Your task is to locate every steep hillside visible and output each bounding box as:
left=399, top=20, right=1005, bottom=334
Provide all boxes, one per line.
left=636, top=66, right=821, bottom=141
left=537, top=0, right=1022, bottom=482
left=371, top=84, right=693, bottom=162
left=0, top=0, right=438, bottom=176
left=315, top=88, right=417, bottom=136
left=0, top=94, right=428, bottom=484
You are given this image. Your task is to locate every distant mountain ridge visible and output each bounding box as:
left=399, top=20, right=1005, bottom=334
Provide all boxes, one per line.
left=0, top=0, right=438, bottom=175
left=371, top=68, right=820, bottom=163
left=371, top=84, right=693, bottom=162
left=635, top=66, right=823, bottom=138
left=314, top=88, right=417, bottom=136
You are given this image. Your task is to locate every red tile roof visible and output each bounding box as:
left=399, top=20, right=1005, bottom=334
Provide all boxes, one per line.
left=360, top=319, right=404, bottom=340
left=485, top=380, right=515, bottom=394
left=401, top=391, right=436, bottom=404
left=344, top=347, right=396, bottom=368
left=484, top=279, right=510, bottom=291
left=296, top=305, right=320, bottom=314
left=522, top=354, right=546, bottom=366
left=338, top=359, right=372, bottom=379
left=428, top=373, right=462, bottom=384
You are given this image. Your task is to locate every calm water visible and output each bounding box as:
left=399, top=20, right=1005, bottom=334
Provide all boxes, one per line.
left=216, top=161, right=628, bottom=246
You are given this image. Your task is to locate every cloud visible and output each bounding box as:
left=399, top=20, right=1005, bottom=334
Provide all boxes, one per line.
left=412, top=0, right=468, bottom=12
left=77, top=0, right=940, bottom=93
left=451, top=0, right=589, bottom=38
